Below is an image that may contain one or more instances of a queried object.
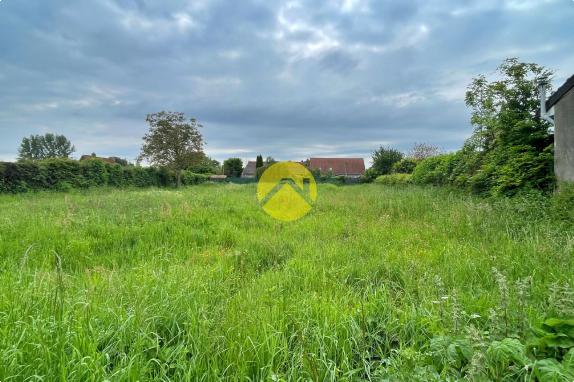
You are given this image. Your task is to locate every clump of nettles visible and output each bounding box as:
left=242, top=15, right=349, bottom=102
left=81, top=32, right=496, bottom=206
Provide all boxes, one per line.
left=450, top=293, right=464, bottom=333
left=422, top=269, right=574, bottom=381
left=548, top=281, right=574, bottom=316
left=432, top=275, right=449, bottom=324
left=488, top=269, right=534, bottom=338
left=491, top=267, right=510, bottom=337
left=465, top=324, right=488, bottom=379
left=515, top=276, right=533, bottom=333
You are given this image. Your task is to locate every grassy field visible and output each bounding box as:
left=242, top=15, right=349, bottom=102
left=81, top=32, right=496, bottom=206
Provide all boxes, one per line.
left=0, top=183, right=573, bottom=381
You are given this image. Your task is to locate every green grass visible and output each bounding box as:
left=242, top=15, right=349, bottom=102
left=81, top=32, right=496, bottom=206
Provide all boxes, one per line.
left=0, top=183, right=573, bottom=381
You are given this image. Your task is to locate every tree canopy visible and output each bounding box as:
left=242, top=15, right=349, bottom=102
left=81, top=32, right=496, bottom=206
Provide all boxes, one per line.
left=371, top=146, right=403, bottom=176
left=256, top=155, right=264, bottom=168
left=223, top=158, right=243, bottom=177
left=18, top=133, right=75, bottom=161
left=138, top=111, right=204, bottom=186
left=188, top=154, right=221, bottom=174
left=465, top=57, right=553, bottom=153
left=412, top=58, right=555, bottom=195
left=462, top=58, right=554, bottom=193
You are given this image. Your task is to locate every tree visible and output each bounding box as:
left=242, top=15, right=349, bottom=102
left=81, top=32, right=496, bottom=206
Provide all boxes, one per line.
left=408, top=143, right=442, bottom=161
left=189, top=154, right=221, bottom=174
left=223, top=158, right=243, bottom=177
left=461, top=58, right=554, bottom=193
left=371, top=146, right=403, bottom=175
left=256, top=155, right=264, bottom=168
left=265, top=156, right=276, bottom=165
left=413, top=58, right=555, bottom=195
left=138, top=111, right=204, bottom=187
left=465, top=58, right=552, bottom=152
left=18, top=133, right=75, bottom=160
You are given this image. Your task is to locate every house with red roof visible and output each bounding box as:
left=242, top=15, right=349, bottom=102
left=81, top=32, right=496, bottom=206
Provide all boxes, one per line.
left=308, top=157, right=365, bottom=178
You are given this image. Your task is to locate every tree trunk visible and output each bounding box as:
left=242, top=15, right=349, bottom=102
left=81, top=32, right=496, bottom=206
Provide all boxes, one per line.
left=177, top=169, right=182, bottom=188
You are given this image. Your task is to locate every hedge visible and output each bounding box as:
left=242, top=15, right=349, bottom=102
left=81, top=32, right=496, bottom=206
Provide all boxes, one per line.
left=391, top=158, right=417, bottom=174
left=0, top=159, right=209, bottom=193
left=374, top=173, right=413, bottom=185
left=411, top=153, right=459, bottom=187
left=411, top=148, right=554, bottom=196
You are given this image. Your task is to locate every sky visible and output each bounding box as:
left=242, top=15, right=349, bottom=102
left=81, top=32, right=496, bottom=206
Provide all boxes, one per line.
left=0, top=0, right=573, bottom=165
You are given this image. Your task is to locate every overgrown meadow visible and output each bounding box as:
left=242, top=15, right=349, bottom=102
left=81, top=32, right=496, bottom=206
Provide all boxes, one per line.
left=1, top=183, right=573, bottom=381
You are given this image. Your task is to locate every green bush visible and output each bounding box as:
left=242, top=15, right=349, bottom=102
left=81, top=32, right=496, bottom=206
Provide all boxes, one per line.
left=106, top=163, right=124, bottom=187
left=359, top=168, right=378, bottom=183
left=371, top=146, right=403, bottom=175
left=55, top=181, right=74, bottom=192
left=315, top=174, right=346, bottom=185
left=0, top=162, right=29, bottom=192
left=409, top=59, right=556, bottom=196
left=223, top=158, right=243, bottom=178
left=12, top=161, right=46, bottom=189
left=80, top=159, right=107, bottom=187
left=374, top=173, right=413, bottom=185
left=552, top=182, right=574, bottom=221
left=181, top=171, right=209, bottom=185
left=490, top=145, right=554, bottom=195
left=391, top=158, right=417, bottom=174
left=42, top=159, right=82, bottom=189
left=331, top=175, right=347, bottom=184
left=412, top=154, right=458, bottom=186
left=0, top=162, right=41, bottom=192
left=130, top=166, right=160, bottom=188
left=157, top=167, right=175, bottom=187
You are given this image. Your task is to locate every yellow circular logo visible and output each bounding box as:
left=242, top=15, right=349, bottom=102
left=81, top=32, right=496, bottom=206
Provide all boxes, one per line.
left=257, top=162, right=318, bottom=222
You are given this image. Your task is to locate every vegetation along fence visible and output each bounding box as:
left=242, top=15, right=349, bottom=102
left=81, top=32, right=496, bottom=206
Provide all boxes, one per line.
left=0, top=159, right=209, bottom=193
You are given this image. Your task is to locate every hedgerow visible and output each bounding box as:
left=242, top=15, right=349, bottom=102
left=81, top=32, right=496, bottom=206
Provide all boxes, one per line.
left=391, top=158, right=417, bottom=174
left=412, top=153, right=459, bottom=186
left=0, top=159, right=208, bottom=193
left=374, top=173, right=413, bottom=185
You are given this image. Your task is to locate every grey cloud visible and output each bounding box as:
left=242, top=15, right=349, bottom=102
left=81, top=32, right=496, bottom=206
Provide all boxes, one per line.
left=0, top=0, right=572, bottom=163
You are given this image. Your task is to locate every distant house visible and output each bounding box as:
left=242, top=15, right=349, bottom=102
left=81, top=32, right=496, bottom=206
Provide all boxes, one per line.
left=308, top=157, right=365, bottom=178
left=546, top=74, right=574, bottom=182
left=242, top=161, right=257, bottom=178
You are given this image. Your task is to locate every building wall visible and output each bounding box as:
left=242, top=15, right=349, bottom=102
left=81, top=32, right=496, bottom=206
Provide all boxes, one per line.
left=555, top=88, right=574, bottom=182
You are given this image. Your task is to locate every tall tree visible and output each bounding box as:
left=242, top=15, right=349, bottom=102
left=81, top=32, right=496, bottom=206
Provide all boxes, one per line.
left=465, top=58, right=553, bottom=152
left=223, top=158, right=243, bottom=177
left=371, top=146, right=403, bottom=175
left=462, top=58, right=554, bottom=193
left=18, top=133, right=75, bottom=160
left=256, top=155, right=264, bottom=168
left=188, top=154, right=221, bottom=174
left=138, top=111, right=204, bottom=187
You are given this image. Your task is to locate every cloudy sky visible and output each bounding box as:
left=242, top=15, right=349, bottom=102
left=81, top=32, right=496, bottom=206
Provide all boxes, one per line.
left=0, top=0, right=573, bottom=164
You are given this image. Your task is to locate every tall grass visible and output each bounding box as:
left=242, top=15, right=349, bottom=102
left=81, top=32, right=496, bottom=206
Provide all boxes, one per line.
left=0, top=184, right=572, bottom=380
